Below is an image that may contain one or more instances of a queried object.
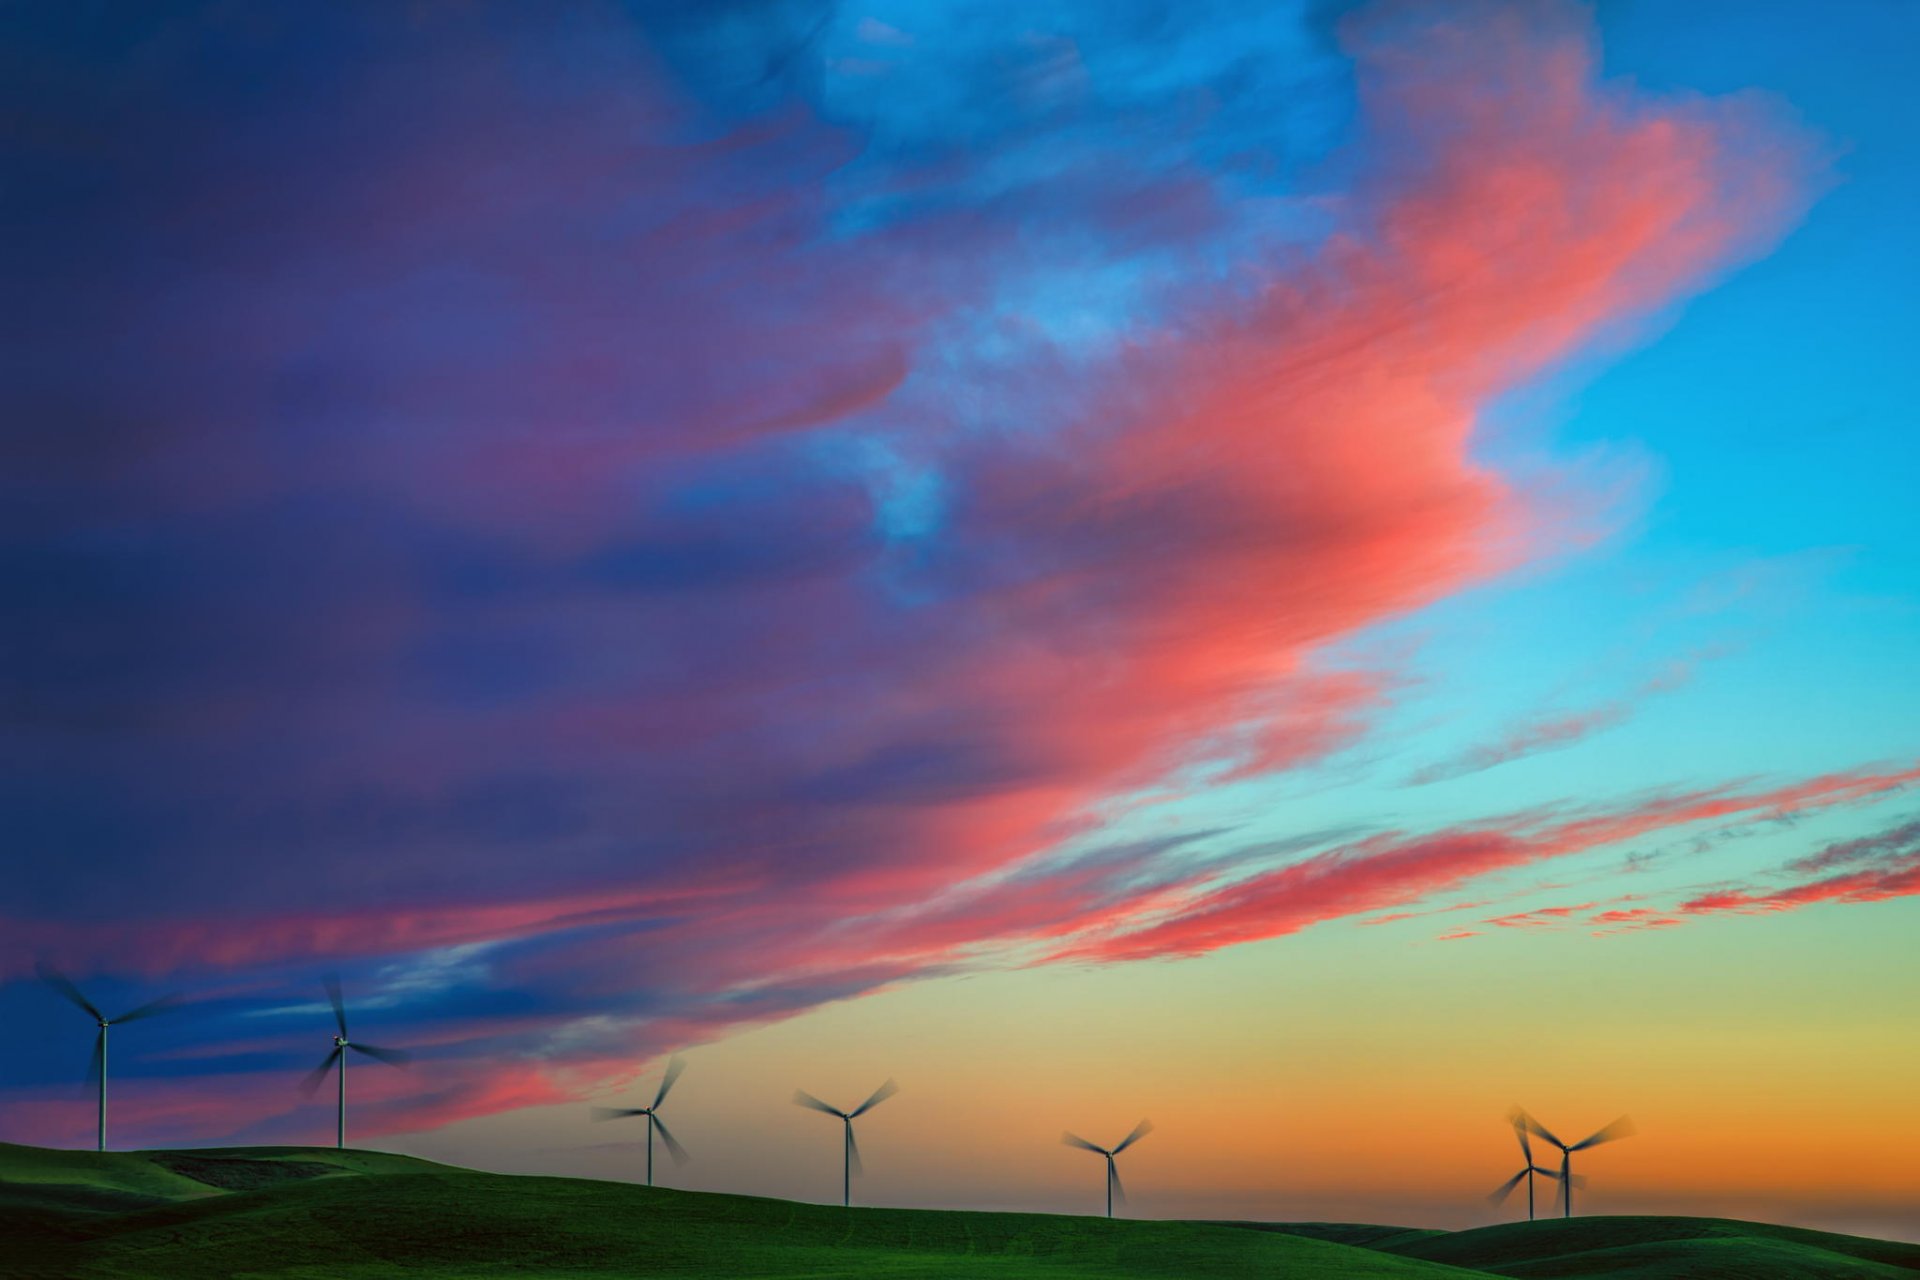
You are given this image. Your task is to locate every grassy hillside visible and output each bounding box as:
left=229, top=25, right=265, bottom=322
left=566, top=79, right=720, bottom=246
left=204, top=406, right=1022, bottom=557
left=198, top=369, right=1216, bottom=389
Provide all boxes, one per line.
left=0, top=1142, right=1477, bottom=1279
left=1376, top=1215, right=1920, bottom=1277
left=5, top=1142, right=1916, bottom=1278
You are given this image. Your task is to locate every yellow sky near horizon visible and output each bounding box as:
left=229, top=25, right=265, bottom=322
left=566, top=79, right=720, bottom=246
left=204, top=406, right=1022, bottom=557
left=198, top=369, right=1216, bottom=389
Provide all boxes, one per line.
left=390, top=891, right=1920, bottom=1241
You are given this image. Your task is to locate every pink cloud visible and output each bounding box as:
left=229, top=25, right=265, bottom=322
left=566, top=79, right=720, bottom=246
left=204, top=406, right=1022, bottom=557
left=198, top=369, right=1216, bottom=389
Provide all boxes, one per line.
left=1053, top=765, right=1920, bottom=964
left=0, top=0, right=1830, bottom=1147
left=1680, top=842, right=1920, bottom=918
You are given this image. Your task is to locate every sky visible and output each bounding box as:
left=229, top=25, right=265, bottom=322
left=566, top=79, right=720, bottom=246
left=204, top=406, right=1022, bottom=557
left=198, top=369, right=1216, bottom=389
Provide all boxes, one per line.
left=3, top=0, right=1918, bottom=1242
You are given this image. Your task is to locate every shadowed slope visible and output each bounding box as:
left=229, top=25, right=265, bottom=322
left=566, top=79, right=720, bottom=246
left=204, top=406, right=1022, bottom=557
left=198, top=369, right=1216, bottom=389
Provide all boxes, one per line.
left=1214, top=1220, right=1449, bottom=1250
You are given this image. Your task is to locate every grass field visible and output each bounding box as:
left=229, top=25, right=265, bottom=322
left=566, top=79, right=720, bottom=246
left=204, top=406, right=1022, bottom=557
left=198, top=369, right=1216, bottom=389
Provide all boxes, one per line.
left=4, top=1141, right=1916, bottom=1278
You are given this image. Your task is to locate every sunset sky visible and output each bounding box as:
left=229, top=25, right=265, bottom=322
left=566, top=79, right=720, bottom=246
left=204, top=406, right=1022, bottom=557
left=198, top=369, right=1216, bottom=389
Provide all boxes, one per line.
left=3, top=0, right=1917, bottom=1243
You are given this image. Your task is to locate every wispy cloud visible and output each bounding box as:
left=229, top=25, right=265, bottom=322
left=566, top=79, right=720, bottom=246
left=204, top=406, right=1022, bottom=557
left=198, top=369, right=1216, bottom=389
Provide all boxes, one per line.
left=1438, top=815, right=1920, bottom=938
left=1052, top=764, right=1919, bottom=963
left=1406, top=657, right=1702, bottom=786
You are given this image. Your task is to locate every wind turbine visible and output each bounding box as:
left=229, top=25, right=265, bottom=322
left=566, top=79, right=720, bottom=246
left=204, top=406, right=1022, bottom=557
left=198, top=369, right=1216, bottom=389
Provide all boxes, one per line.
left=591, top=1055, right=690, bottom=1186
left=1062, top=1119, right=1152, bottom=1219
left=1511, top=1107, right=1634, bottom=1218
left=1488, top=1115, right=1561, bottom=1221
left=793, top=1079, right=898, bottom=1206
left=300, top=977, right=409, bottom=1148
left=36, top=962, right=181, bottom=1152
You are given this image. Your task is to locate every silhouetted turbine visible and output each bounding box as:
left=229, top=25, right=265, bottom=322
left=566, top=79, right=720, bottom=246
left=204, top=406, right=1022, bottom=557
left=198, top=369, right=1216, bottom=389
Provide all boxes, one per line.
left=592, top=1055, right=690, bottom=1186
left=1062, top=1119, right=1152, bottom=1219
left=299, top=977, right=410, bottom=1148
left=37, top=962, right=181, bottom=1152
left=793, top=1079, right=898, bottom=1207
left=1511, top=1107, right=1634, bottom=1218
left=1488, top=1115, right=1569, bottom=1222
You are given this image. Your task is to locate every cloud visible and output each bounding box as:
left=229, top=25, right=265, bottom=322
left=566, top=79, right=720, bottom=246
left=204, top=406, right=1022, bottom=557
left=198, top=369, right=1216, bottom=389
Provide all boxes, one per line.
left=1678, top=819, right=1920, bottom=918
left=1053, top=765, right=1920, bottom=963
left=0, top=0, right=1820, bottom=1143
left=1407, top=656, right=1703, bottom=786
left=1409, top=704, right=1635, bottom=786
left=1426, top=815, right=1920, bottom=939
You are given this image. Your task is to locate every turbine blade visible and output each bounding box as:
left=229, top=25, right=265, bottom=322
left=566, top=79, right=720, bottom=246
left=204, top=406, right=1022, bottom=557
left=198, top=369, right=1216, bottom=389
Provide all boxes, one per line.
left=1488, top=1168, right=1528, bottom=1204
left=793, top=1089, right=842, bottom=1117
left=1061, top=1132, right=1107, bottom=1155
left=652, top=1055, right=687, bottom=1111
left=653, top=1114, right=691, bottom=1166
left=1570, top=1115, right=1636, bottom=1151
left=851, top=1078, right=898, bottom=1118
left=84, top=1028, right=104, bottom=1090
left=37, top=963, right=103, bottom=1022
left=1555, top=1169, right=1569, bottom=1214
left=323, top=975, right=349, bottom=1039
left=1513, top=1119, right=1533, bottom=1163
left=113, top=994, right=184, bottom=1024
left=846, top=1123, right=863, bottom=1177
left=1110, top=1159, right=1127, bottom=1208
left=348, top=1042, right=410, bottom=1068
left=1567, top=1172, right=1590, bottom=1190
left=1510, top=1107, right=1565, bottom=1150
left=590, top=1107, right=649, bottom=1122
left=1113, top=1118, right=1153, bottom=1154
left=299, top=1047, right=343, bottom=1097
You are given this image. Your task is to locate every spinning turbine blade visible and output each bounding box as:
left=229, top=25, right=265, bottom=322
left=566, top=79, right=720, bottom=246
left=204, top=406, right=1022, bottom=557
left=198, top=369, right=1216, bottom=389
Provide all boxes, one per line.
left=851, top=1078, right=898, bottom=1118
left=84, top=1029, right=105, bottom=1089
left=652, top=1056, right=686, bottom=1110
left=349, top=1042, right=410, bottom=1067
left=793, top=1089, right=843, bottom=1117
left=1570, top=1116, right=1636, bottom=1151
left=591, top=1107, right=649, bottom=1122
left=1109, top=1159, right=1127, bottom=1208
left=323, top=975, right=349, bottom=1039
left=112, top=994, right=183, bottom=1024
left=1511, top=1107, right=1565, bottom=1149
left=1488, top=1169, right=1528, bottom=1204
left=1514, top=1120, right=1533, bottom=1163
left=1113, top=1118, right=1153, bottom=1154
left=300, top=1047, right=343, bottom=1097
left=37, top=963, right=103, bottom=1022
left=1061, top=1132, right=1106, bottom=1155
left=846, top=1123, right=863, bottom=1177
left=653, top=1114, right=691, bottom=1166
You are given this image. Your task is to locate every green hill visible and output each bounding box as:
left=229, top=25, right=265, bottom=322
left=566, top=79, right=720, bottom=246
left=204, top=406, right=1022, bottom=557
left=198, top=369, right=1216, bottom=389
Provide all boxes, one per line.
left=1373, top=1215, right=1920, bottom=1277
left=3, top=1142, right=1915, bottom=1279
left=0, top=1142, right=1485, bottom=1279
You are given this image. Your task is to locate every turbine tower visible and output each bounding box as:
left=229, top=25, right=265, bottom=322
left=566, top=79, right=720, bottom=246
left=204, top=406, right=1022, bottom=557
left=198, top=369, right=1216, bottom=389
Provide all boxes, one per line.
left=1488, top=1114, right=1560, bottom=1221
left=591, top=1056, right=690, bottom=1186
left=1062, top=1119, right=1152, bottom=1219
left=1511, top=1107, right=1634, bottom=1218
left=793, top=1079, right=898, bottom=1207
left=300, top=977, right=409, bottom=1148
left=37, top=963, right=181, bottom=1152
